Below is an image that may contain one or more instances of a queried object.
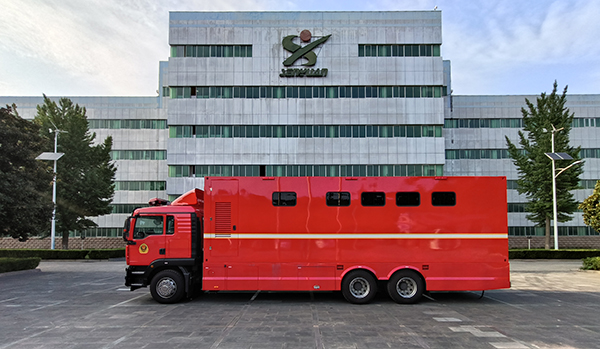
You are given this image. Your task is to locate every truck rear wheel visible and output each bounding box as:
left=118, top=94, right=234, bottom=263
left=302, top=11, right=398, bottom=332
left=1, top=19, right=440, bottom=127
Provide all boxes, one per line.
left=387, top=270, right=424, bottom=304
left=341, top=270, right=377, bottom=304
left=150, top=269, right=185, bottom=304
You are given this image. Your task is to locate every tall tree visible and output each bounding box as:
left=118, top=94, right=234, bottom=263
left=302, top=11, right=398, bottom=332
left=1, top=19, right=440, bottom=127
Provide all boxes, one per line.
left=506, top=82, right=583, bottom=249
left=579, top=180, right=600, bottom=233
left=0, top=105, right=54, bottom=241
left=34, top=96, right=116, bottom=249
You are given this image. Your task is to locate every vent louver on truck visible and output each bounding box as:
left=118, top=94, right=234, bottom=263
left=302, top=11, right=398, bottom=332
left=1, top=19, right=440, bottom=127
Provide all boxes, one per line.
left=215, top=202, right=232, bottom=238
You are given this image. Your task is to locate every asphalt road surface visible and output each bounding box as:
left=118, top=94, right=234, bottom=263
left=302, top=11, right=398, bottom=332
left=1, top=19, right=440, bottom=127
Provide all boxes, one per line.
left=0, top=259, right=599, bottom=349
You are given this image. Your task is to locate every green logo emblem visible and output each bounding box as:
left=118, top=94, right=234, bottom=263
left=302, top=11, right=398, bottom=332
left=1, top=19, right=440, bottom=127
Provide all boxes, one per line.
left=282, top=30, right=331, bottom=67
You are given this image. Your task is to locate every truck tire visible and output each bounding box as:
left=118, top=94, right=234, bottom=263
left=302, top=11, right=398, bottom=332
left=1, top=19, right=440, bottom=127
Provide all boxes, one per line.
left=341, top=270, right=377, bottom=304
left=387, top=270, right=424, bottom=304
left=150, top=269, right=185, bottom=304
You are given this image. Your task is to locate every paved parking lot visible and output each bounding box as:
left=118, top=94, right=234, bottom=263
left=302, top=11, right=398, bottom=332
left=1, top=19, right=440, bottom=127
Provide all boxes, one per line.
left=1, top=259, right=599, bottom=349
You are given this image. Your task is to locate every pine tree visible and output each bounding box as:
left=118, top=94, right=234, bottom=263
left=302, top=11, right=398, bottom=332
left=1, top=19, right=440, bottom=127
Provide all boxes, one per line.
left=580, top=180, right=600, bottom=233
left=34, top=96, right=116, bottom=249
left=0, top=105, right=54, bottom=241
left=506, top=82, right=583, bottom=249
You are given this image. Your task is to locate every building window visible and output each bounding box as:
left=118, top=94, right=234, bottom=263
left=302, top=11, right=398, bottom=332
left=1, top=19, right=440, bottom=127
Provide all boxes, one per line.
left=444, top=118, right=523, bottom=128
left=508, top=226, right=600, bottom=236
left=110, top=204, right=148, bottom=214
left=508, top=203, right=527, bottom=213
left=507, top=180, right=520, bottom=190
left=326, top=192, right=351, bottom=206
left=166, top=85, right=445, bottom=99
left=89, top=119, right=167, bottom=129
left=579, top=149, right=600, bottom=158
left=115, top=181, right=166, bottom=191
left=358, top=44, right=441, bottom=57
left=170, top=45, right=252, bottom=58
left=110, top=150, right=166, bottom=161
left=169, top=124, right=443, bottom=139
left=272, top=192, right=297, bottom=206
left=361, top=192, right=386, bottom=206
left=169, top=165, right=444, bottom=178
left=445, top=149, right=514, bottom=160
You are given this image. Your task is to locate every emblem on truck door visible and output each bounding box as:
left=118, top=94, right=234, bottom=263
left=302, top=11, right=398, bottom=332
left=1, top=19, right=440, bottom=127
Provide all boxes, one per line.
left=139, top=243, right=149, bottom=254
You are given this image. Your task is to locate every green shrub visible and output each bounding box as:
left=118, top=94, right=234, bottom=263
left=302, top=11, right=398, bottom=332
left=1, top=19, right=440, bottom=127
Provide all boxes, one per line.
left=582, top=257, right=600, bottom=270
left=0, top=249, right=124, bottom=259
left=509, top=249, right=600, bottom=259
left=0, top=257, right=41, bottom=273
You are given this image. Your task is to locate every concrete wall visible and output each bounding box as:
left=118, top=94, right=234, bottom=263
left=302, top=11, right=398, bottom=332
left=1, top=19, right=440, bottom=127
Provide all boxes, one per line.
left=0, top=237, right=125, bottom=250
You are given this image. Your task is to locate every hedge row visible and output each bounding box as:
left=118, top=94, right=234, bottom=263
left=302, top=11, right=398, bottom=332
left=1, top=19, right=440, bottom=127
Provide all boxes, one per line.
left=0, top=249, right=125, bottom=260
left=0, top=257, right=41, bottom=273
left=509, top=249, right=600, bottom=259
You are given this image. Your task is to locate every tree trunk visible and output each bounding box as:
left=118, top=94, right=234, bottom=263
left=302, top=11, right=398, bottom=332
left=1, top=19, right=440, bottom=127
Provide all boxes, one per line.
left=62, top=231, right=69, bottom=250
left=545, top=216, right=551, bottom=250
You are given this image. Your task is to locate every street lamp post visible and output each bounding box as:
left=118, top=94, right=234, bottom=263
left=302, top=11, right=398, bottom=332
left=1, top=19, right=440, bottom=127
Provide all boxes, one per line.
left=544, top=125, right=582, bottom=250
left=36, top=128, right=64, bottom=250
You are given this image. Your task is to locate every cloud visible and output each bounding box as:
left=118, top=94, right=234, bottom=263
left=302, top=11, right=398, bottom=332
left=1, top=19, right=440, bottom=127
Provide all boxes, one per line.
left=1, top=0, right=599, bottom=96
left=0, top=0, right=282, bottom=96
left=442, top=0, right=600, bottom=94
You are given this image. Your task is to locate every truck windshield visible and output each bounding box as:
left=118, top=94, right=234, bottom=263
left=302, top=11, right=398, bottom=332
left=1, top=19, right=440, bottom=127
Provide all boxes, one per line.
left=133, top=216, right=164, bottom=239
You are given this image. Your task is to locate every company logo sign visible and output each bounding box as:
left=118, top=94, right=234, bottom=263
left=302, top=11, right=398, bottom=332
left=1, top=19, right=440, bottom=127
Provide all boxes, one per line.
left=280, top=30, right=330, bottom=78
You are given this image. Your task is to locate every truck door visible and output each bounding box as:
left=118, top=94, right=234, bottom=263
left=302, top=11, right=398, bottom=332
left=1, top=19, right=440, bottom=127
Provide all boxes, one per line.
left=209, top=179, right=239, bottom=257
left=129, top=215, right=166, bottom=266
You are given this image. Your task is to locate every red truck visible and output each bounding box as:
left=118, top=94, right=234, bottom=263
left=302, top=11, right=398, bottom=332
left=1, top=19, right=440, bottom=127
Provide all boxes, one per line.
left=124, top=176, right=510, bottom=304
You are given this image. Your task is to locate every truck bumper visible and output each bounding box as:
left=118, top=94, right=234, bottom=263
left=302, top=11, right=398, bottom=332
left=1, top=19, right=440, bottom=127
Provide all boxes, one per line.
left=125, top=266, right=149, bottom=291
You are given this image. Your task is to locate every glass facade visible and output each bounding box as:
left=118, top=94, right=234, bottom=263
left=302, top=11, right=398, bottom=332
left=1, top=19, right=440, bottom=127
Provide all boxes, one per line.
left=447, top=149, right=599, bottom=159
left=168, top=85, right=445, bottom=99
left=169, top=125, right=443, bottom=139
left=110, top=150, right=167, bottom=161
left=114, top=181, right=166, bottom=191
left=169, top=164, right=444, bottom=178
left=170, top=45, right=252, bottom=58
left=88, top=119, right=167, bottom=129
left=444, top=118, right=600, bottom=129
left=358, top=44, right=441, bottom=57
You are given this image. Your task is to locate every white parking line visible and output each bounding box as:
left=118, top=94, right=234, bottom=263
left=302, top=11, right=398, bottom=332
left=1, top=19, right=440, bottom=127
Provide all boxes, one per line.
left=433, top=317, right=462, bottom=322
left=449, top=326, right=506, bottom=338
left=490, top=342, right=529, bottom=348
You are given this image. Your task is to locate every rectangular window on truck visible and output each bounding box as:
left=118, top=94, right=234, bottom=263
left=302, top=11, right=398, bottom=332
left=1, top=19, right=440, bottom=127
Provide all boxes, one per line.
left=432, top=192, right=456, bottom=206
left=272, top=192, right=297, bottom=206
left=361, top=192, right=386, bottom=206
left=133, top=216, right=164, bottom=239
left=396, top=192, right=420, bottom=206
left=326, top=192, right=351, bottom=206
left=166, top=216, right=175, bottom=235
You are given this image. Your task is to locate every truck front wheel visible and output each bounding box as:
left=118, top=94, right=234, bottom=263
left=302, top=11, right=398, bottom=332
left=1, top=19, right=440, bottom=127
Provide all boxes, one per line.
left=150, top=269, right=185, bottom=304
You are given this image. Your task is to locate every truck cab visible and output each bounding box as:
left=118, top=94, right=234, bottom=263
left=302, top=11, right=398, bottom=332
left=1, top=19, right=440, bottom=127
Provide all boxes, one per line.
left=123, top=189, right=204, bottom=303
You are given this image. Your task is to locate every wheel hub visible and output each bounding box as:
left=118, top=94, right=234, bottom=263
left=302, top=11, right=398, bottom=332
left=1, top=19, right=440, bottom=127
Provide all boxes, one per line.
left=156, top=278, right=177, bottom=298
left=396, top=277, right=417, bottom=298
left=349, top=277, right=370, bottom=298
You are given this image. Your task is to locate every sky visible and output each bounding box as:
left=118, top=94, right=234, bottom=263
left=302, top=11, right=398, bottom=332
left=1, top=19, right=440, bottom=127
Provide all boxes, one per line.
left=0, top=0, right=598, bottom=97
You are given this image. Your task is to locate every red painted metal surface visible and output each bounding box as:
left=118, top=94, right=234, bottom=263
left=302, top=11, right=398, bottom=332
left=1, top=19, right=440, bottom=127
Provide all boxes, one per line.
left=201, top=176, right=509, bottom=292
